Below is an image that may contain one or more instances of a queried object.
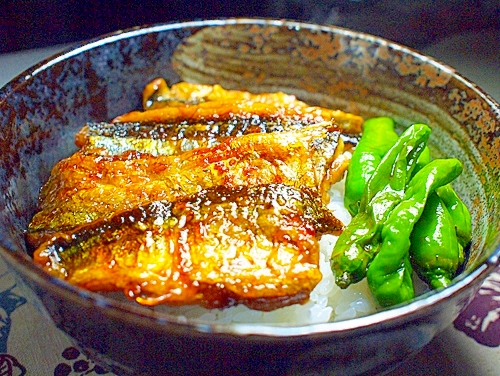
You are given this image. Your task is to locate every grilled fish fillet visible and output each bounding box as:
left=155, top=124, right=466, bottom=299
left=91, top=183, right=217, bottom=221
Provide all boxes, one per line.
left=27, top=122, right=348, bottom=247
left=139, top=79, right=364, bottom=135
left=141, top=78, right=363, bottom=134
left=75, top=114, right=336, bottom=157
left=33, top=184, right=343, bottom=311
left=142, top=79, right=300, bottom=109
left=28, top=82, right=359, bottom=311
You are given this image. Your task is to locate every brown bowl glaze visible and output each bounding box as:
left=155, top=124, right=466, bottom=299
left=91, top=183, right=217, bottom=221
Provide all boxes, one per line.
left=0, top=19, right=499, bottom=376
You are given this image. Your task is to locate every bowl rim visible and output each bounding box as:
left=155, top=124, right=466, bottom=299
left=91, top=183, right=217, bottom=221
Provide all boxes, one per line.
left=1, top=17, right=500, bottom=338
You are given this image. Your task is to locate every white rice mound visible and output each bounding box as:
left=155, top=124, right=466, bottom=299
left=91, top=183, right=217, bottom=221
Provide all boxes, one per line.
left=154, top=178, right=379, bottom=325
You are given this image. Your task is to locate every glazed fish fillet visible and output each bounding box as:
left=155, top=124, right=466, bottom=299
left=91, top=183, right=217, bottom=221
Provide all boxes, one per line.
left=76, top=89, right=361, bottom=157
left=33, top=184, right=343, bottom=311
left=28, top=81, right=361, bottom=311
left=75, top=114, right=332, bottom=157
left=27, top=122, right=348, bottom=247
left=138, top=79, right=363, bottom=135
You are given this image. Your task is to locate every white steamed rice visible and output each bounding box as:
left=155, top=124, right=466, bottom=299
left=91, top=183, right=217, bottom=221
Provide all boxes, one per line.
left=152, top=178, right=379, bottom=325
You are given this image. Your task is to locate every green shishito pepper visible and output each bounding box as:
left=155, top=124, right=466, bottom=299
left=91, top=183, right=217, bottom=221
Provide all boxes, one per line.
left=409, top=144, right=472, bottom=290
left=409, top=184, right=472, bottom=290
left=331, top=117, right=471, bottom=307
left=331, top=123, right=430, bottom=288
left=410, top=192, right=463, bottom=289
left=366, top=158, right=463, bottom=306
left=435, top=184, right=472, bottom=247
left=344, top=117, right=399, bottom=216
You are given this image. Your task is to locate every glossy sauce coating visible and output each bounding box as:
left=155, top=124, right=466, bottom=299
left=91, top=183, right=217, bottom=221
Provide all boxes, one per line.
left=34, top=184, right=343, bottom=310
left=28, top=122, right=345, bottom=246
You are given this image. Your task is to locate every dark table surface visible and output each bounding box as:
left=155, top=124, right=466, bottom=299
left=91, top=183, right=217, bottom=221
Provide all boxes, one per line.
left=2, top=0, right=499, bottom=53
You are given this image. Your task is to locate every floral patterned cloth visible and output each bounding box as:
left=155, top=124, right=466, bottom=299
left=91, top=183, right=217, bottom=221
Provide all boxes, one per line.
left=1, top=254, right=499, bottom=376
left=454, top=268, right=500, bottom=347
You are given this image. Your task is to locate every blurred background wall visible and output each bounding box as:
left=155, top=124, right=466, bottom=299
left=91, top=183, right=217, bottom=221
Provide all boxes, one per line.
left=1, top=0, right=499, bottom=53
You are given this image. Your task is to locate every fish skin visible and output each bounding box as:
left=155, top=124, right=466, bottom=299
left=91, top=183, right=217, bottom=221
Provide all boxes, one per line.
left=33, top=184, right=343, bottom=311
left=75, top=115, right=327, bottom=157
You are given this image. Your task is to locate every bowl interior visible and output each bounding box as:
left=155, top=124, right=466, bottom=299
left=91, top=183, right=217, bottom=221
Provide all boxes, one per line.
left=0, top=19, right=499, bottom=331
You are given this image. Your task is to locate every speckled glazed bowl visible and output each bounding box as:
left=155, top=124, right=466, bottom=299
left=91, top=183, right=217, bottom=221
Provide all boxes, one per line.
left=0, top=19, right=499, bottom=376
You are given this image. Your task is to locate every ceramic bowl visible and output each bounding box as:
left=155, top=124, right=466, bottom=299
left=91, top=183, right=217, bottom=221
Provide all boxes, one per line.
left=0, top=19, right=499, bottom=376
